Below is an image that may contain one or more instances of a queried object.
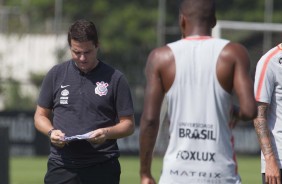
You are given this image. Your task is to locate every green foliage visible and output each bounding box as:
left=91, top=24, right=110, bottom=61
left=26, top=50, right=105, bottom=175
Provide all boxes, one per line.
left=64, top=1, right=110, bottom=23
left=64, top=1, right=158, bottom=59
left=4, top=0, right=282, bottom=33
left=29, top=72, right=45, bottom=88
left=101, top=4, right=157, bottom=54
left=1, top=0, right=159, bottom=111
left=3, top=79, right=36, bottom=111
left=63, top=1, right=158, bottom=88
left=2, top=0, right=282, bottom=111
left=215, top=0, right=282, bottom=23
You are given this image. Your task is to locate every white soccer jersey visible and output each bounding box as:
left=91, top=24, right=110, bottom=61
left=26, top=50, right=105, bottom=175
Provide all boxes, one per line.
left=254, top=44, right=282, bottom=173
left=159, top=36, right=241, bottom=184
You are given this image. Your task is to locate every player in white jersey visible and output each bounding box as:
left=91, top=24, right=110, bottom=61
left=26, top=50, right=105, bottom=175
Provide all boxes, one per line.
left=139, top=0, right=257, bottom=184
left=254, top=44, right=282, bottom=184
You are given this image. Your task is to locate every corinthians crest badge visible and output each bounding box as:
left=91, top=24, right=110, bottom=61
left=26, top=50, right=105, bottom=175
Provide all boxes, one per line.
left=95, top=81, right=109, bottom=96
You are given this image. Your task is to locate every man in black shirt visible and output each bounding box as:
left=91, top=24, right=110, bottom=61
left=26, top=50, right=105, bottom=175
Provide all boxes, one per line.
left=34, top=19, right=135, bottom=184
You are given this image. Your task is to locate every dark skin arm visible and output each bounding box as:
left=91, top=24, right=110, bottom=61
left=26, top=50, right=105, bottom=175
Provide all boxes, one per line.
left=217, top=42, right=257, bottom=122
left=139, top=46, right=174, bottom=184
left=254, top=103, right=281, bottom=184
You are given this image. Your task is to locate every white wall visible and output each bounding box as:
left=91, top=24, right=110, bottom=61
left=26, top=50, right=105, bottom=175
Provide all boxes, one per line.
left=0, top=34, right=71, bottom=110
left=0, top=34, right=70, bottom=83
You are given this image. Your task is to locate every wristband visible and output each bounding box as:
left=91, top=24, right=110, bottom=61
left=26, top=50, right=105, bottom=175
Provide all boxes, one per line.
left=47, top=128, right=56, bottom=137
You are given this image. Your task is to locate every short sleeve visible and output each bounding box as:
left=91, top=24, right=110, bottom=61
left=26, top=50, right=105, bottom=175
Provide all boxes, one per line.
left=37, top=67, right=55, bottom=109
left=115, top=75, right=134, bottom=117
left=254, top=54, right=276, bottom=104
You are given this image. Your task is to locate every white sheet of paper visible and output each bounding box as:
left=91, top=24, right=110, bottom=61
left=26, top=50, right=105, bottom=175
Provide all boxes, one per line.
left=63, top=132, right=92, bottom=142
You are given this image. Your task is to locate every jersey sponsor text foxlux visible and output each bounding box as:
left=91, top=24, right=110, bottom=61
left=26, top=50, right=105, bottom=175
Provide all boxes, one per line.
left=176, top=150, right=216, bottom=162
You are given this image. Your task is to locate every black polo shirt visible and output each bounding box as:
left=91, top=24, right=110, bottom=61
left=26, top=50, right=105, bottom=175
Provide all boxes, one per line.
left=38, top=60, right=134, bottom=168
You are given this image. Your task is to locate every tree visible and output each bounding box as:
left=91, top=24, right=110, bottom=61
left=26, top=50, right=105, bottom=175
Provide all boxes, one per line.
left=3, top=79, right=35, bottom=110
left=2, top=0, right=282, bottom=111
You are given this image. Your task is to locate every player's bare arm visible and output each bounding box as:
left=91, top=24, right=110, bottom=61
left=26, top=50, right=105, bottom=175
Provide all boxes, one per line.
left=254, top=103, right=272, bottom=155
left=254, top=102, right=281, bottom=184
left=139, top=47, right=174, bottom=184
left=139, top=48, right=165, bottom=182
left=217, top=42, right=256, bottom=121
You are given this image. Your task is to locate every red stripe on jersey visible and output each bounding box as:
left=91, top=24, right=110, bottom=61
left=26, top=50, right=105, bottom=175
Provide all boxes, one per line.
left=231, top=135, right=238, bottom=174
left=184, top=36, right=212, bottom=40
left=256, top=47, right=281, bottom=100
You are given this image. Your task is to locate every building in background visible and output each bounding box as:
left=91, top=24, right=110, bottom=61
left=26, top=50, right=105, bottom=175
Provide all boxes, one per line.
left=0, top=34, right=69, bottom=110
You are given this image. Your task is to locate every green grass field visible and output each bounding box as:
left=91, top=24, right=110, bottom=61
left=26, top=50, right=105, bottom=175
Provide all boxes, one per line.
left=10, top=154, right=261, bottom=184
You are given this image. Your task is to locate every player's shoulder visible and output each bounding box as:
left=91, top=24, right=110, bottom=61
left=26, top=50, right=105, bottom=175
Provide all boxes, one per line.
left=99, top=61, right=123, bottom=76
left=258, top=44, right=282, bottom=67
left=222, top=41, right=248, bottom=54
left=147, top=45, right=174, bottom=67
left=43, top=60, right=71, bottom=81
left=149, top=45, right=172, bottom=57
left=215, top=41, right=251, bottom=78
left=97, top=61, right=127, bottom=84
left=219, top=41, right=249, bottom=63
left=263, top=44, right=282, bottom=59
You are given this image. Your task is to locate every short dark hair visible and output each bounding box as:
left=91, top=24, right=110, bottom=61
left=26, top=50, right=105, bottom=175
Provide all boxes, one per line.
left=67, top=19, right=99, bottom=47
left=179, top=0, right=215, bottom=24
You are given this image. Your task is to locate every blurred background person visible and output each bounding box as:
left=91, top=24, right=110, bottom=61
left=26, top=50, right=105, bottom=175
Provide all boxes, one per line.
left=139, top=0, right=257, bottom=183
left=254, top=44, right=282, bottom=184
